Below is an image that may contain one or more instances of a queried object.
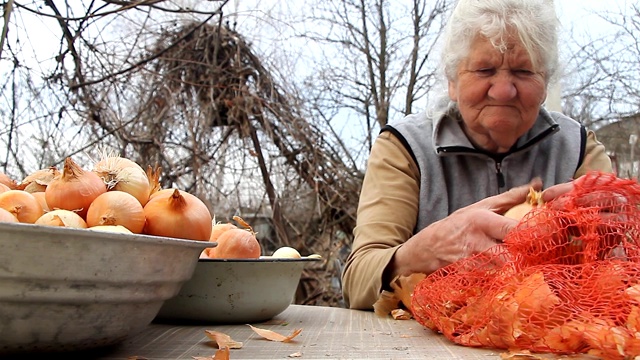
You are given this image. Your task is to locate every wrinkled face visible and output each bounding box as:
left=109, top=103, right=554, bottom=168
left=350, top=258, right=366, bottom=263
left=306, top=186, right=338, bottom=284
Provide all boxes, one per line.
left=448, top=35, right=547, bottom=153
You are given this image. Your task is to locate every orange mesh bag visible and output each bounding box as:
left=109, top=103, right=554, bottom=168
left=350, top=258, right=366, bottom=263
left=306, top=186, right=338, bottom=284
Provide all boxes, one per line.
left=411, top=171, right=640, bottom=359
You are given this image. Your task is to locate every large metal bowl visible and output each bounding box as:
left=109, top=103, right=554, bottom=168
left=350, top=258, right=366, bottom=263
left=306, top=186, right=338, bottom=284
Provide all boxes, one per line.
left=155, top=256, right=322, bottom=324
left=0, top=222, right=211, bottom=355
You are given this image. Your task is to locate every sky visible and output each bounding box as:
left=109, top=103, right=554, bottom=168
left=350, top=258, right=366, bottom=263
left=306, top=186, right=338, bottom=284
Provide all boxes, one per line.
left=1, top=0, right=634, bottom=166
left=556, top=0, right=630, bottom=36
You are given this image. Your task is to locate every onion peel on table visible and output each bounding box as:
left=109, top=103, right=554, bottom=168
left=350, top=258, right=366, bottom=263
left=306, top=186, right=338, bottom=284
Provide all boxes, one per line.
left=193, top=346, right=230, bottom=360
left=391, top=308, right=413, bottom=320
left=204, top=330, right=243, bottom=349
left=248, top=324, right=302, bottom=342
left=373, top=273, right=426, bottom=318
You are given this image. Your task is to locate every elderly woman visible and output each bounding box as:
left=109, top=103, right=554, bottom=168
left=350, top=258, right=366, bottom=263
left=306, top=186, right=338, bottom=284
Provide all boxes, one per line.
left=341, top=0, right=613, bottom=310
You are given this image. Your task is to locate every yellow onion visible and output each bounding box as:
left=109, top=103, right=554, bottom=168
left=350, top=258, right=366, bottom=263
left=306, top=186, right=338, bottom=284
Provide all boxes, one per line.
left=86, top=190, right=145, bottom=234
left=209, top=221, right=237, bottom=242
left=143, top=188, right=212, bottom=241
left=200, top=221, right=237, bottom=257
left=0, top=189, right=44, bottom=223
left=35, top=209, right=87, bottom=228
left=209, top=227, right=261, bottom=259
left=271, top=246, right=301, bottom=259
left=31, top=192, right=50, bottom=212
left=504, top=187, right=543, bottom=220
left=93, top=156, right=151, bottom=206
left=18, top=166, right=60, bottom=193
left=0, top=207, right=18, bottom=223
left=45, top=157, right=107, bottom=219
left=0, top=183, right=11, bottom=194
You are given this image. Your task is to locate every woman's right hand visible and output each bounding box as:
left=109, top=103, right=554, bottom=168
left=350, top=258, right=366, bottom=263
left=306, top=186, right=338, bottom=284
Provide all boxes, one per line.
left=388, top=178, right=542, bottom=279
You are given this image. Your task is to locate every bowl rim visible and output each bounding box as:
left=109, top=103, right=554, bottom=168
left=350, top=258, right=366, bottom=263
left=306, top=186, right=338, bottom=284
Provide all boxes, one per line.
left=0, top=221, right=214, bottom=249
left=197, top=256, right=323, bottom=263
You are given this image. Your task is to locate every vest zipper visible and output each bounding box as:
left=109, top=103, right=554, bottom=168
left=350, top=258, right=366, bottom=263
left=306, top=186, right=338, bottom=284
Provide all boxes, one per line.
left=496, top=161, right=505, bottom=188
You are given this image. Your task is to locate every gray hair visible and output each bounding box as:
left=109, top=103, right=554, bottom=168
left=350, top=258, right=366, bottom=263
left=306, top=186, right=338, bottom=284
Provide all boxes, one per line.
left=441, top=0, right=559, bottom=83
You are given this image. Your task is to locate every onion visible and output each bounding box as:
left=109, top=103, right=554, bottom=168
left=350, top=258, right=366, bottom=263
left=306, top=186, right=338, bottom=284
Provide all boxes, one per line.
left=93, top=156, right=151, bottom=206
left=272, top=246, right=301, bottom=259
left=504, top=187, right=543, bottom=220
left=0, top=207, right=18, bottom=223
left=88, top=225, right=133, bottom=234
left=18, top=167, right=60, bottom=193
left=86, top=190, right=145, bottom=233
left=210, top=228, right=261, bottom=259
left=210, top=222, right=237, bottom=242
left=0, top=183, right=11, bottom=194
left=143, top=188, right=212, bottom=241
left=31, top=192, right=50, bottom=212
left=0, top=172, right=17, bottom=189
left=504, top=202, right=533, bottom=220
left=45, top=157, right=107, bottom=219
left=0, top=190, right=44, bottom=223
left=200, top=221, right=237, bottom=257
left=35, top=209, right=88, bottom=228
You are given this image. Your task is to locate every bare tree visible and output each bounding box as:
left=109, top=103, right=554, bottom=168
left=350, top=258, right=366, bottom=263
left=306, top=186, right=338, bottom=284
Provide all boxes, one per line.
left=561, top=3, right=640, bottom=177
left=562, top=3, right=640, bottom=128
left=0, top=0, right=362, bottom=306
left=293, top=0, right=451, bottom=153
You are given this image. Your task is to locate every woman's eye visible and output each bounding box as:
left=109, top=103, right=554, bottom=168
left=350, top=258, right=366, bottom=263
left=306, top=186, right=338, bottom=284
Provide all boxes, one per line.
left=513, top=69, right=534, bottom=76
left=476, top=68, right=496, bottom=76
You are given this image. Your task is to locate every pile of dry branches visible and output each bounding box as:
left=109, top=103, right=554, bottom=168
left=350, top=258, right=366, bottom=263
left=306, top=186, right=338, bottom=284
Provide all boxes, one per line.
left=125, top=22, right=362, bottom=307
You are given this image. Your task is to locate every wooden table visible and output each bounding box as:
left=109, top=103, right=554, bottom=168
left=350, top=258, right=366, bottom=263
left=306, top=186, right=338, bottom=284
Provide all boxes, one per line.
left=77, top=304, right=554, bottom=360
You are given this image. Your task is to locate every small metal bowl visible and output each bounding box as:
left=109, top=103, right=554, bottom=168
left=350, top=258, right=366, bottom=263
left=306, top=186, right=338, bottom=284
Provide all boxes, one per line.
left=0, top=222, right=211, bottom=355
left=155, top=256, right=322, bottom=324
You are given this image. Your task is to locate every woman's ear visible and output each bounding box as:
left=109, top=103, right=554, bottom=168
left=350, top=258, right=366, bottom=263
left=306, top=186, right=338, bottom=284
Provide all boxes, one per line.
left=448, top=80, right=458, bottom=102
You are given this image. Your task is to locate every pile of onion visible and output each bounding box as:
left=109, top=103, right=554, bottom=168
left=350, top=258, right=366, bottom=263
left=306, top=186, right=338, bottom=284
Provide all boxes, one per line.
left=1, top=156, right=220, bottom=243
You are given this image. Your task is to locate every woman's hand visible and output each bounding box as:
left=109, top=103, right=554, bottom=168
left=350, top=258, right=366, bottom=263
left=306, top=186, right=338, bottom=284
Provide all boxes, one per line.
left=543, top=173, right=633, bottom=221
left=389, top=178, right=543, bottom=278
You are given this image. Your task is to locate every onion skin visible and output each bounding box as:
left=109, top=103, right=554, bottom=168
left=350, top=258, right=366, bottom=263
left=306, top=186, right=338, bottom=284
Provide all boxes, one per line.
left=86, top=190, right=146, bottom=233
left=45, top=157, right=107, bottom=219
left=0, top=172, right=17, bottom=190
left=146, top=165, right=163, bottom=200
left=0, top=190, right=44, bottom=223
left=143, top=188, right=212, bottom=241
left=18, top=167, right=60, bottom=193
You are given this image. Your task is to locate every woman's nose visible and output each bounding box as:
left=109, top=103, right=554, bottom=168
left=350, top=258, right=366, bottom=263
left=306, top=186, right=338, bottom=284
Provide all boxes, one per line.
left=488, top=71, right=517, bottom=101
